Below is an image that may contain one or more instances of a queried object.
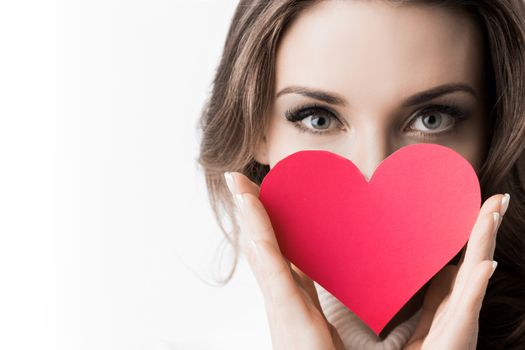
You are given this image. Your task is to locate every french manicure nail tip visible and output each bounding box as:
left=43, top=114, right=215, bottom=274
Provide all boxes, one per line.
left=224, top=172, right=235, bottom=194
left=235, top=193, right=245, bottom=208
left=493, top=212, right=500, bottom=226
left=490, top=260, right=498, bottom=278
left=500, top=193, right=510, bottom=216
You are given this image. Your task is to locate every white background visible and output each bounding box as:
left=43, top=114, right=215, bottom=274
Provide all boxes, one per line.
left=0, top=1, right=271, bottom=349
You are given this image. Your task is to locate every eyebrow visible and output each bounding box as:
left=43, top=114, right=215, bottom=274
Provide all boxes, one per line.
left=275, top=83, right=478, bottom=107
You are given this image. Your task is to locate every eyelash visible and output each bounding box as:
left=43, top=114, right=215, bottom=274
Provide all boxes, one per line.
left=284, top=102, right=470, bottom=138
left=284, top=104, right=344, bottom=135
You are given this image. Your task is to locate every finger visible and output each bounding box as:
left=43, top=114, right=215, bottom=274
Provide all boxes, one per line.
left=225, top=171, right=260, bottom=197
left=224, top=172, right=262, bottom=261
left=236, top=192, right=280, bottom=247
left=226, top=170, right=279, bottom=256
left=449, top=260, right=495, bottom=342
left=226, top=170, right=294, bottom=300
left=451, top=194, right=503, bottom=294
left=488, top=193, right=510, bottom=259
left=407, top=265, right=457, bottom=344
left=462, top=209, right=498, bottom=270
left=291, top=263, right=325, bottom=318
left=456, top=194, right=507, bottom=267
left=235, top=191, right=303, bottom=309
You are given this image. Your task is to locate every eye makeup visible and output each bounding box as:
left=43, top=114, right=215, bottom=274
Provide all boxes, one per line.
left=283, top=98, right=472, bottom=137
left=402, top=100, right=471, bottom=138
left=284, top=102, right=346, bottom=135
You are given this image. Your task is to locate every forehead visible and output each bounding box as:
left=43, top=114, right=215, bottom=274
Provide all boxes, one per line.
left=275, top=1, right=485, bottom=104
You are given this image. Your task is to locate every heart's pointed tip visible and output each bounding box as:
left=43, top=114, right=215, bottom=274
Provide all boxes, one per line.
left=259, top=142, right=481, bottom=337
left=370, top=324, right=385, bottom=337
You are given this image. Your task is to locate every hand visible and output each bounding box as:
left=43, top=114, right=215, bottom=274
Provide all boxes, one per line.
left=225, top=171, right=345, bottom=350
left=404, top=193, right=510, bottom=350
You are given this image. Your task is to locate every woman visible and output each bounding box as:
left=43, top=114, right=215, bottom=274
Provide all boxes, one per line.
left=197, top=1, right=525, bottom=349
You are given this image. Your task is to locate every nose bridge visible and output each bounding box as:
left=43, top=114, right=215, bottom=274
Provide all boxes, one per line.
left=353, top=122, right=392, bottom=181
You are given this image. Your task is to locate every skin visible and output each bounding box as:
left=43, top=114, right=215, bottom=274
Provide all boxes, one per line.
left=225, top=1, right=510, bottom=349
left=229, top=175, right=506, bottom=349
left=257, top=1, right=489, bottom=176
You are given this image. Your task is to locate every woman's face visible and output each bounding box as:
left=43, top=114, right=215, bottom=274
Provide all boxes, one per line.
left=256, top=1, right=489, bottom=180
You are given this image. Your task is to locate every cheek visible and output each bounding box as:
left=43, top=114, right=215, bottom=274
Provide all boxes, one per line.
left=266, top=128, right=305, bottom=168
left=264, top=113, right=489, bottom=173
left=461, top=143, right=486, bottom=174
left=265, top=117, right=318, bottom=168
left=424, top=110, right=488, bottom=173
left=445, top=129, right=487, bottom=174
left=265, top=117, right=347, bottom=168
left=465, top=120, right=489, bottom=173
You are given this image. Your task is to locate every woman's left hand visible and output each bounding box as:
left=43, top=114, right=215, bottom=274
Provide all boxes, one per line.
left=404, top=193, right=510, bottom=350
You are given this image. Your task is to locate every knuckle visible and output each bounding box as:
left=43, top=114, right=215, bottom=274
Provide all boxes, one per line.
left=244, top=192, right=262, bottom=211
left=478, top=195, right=500, bottom=218
left=474, top=212, right=495, bottom=238
left=260, top=222, right=276, bottom=239
left=245, top=195, right=275, bottom=231
left=261, top=243, right=289, bottom=281
left=484, top=194, right=503, bottom=211
left=242, top=242, right=257, bottom=266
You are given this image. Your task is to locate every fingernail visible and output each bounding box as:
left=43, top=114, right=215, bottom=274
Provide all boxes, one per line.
left=500, top=193, right=510, bottom=217
left=235, top=193, right=245, bottom=213
left=490, top=260, right=498, bottom=278
left=493, top=211, right=500, bottom=232
left=224, top=172, right=236, bottom=194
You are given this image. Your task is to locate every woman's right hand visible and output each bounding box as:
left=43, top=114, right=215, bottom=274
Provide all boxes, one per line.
left=225, top=171, right=345, bottom=350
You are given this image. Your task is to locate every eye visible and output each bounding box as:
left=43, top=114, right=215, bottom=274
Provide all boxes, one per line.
left=284, top=104, right=345, bottom=135
left=301, top=114, right=334, bottom=130
left=406, top=104, right=469, bottom=136
left=412, top=113, right=454, bottom=132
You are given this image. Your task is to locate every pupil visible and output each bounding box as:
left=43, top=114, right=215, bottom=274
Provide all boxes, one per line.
left=423, top=114, right=441, bottom=129
left=313, top=116, right=328, bottom=129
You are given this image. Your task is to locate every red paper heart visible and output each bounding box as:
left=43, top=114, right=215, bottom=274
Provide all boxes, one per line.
left=259, top=143, right=481, bottom=335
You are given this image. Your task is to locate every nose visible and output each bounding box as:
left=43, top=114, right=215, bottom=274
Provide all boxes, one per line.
left=351, top=124, right=394, bottom=182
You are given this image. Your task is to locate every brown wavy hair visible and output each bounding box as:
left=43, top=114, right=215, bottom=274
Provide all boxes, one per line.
left=196, top=1, right=525, bottom=348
